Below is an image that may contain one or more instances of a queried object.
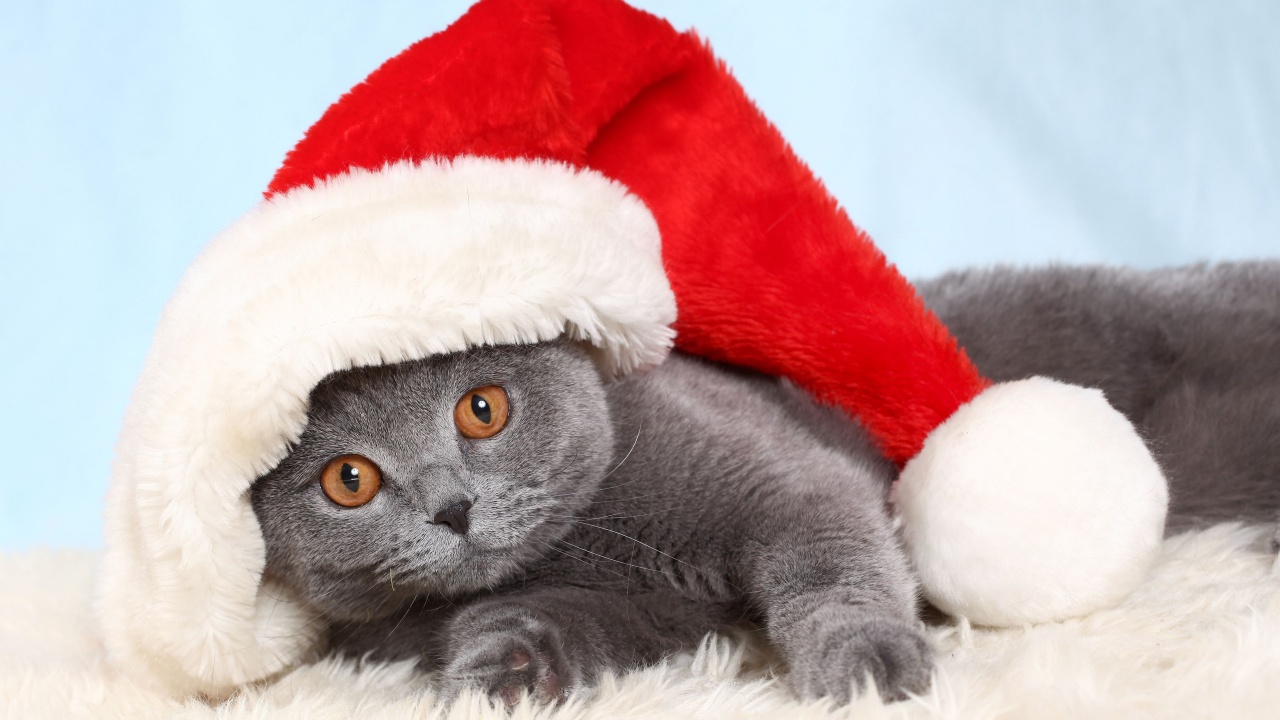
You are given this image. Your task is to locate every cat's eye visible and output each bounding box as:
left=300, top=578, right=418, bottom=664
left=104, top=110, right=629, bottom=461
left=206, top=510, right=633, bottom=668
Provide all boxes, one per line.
left=454, top=385, right=510, bottom=439
left=320, top=454, right=382, bottom=507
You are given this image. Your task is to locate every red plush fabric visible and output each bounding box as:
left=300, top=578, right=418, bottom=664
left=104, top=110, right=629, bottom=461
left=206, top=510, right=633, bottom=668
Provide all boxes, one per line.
left=267, top=0, right=989, bottom=466
left=267, top=0, right=688, bottom=194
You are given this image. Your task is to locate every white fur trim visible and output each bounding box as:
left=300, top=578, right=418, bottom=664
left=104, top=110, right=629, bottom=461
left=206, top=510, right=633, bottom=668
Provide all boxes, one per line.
left=95, top=158, right=675, bottom=696
left=895, top=377, right=1169, bottom=627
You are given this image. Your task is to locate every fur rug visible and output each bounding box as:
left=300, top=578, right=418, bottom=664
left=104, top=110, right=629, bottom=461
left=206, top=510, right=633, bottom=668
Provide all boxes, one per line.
left=4, top=523, right=1278, bottom=719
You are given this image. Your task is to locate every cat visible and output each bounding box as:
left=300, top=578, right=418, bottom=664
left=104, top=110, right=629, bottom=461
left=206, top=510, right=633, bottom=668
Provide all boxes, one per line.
left=251, top=341, right=924, bottom=704
left=250, top=261, right=1280, bottom=706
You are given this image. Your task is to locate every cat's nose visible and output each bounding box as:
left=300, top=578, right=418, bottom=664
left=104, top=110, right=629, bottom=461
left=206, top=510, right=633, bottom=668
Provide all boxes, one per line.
left=433, top=498, right=472, bottom=535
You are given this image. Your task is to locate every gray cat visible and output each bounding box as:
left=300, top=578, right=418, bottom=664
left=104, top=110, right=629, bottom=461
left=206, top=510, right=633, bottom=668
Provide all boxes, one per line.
left=250, top=261, right=1280, bottom=706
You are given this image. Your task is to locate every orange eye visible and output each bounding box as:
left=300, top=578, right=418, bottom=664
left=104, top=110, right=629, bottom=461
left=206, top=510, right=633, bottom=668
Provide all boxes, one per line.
left=320, top=454, right=382, bottom=507
left=454, top=385, right=510, bottom=439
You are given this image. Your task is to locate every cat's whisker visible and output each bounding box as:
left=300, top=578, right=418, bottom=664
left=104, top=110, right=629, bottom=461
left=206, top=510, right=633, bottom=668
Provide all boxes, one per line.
left=540, top=423, right=646, bottom=501
left=514, top=421, right=612, bottom=491
left=279, top=580, right=403, bottom=657
left=569, top=520, right=743, bottom=593
left=382, top=599, right=417, bottom=643
left=600, top=423, right=642, bottom=483
left=532, top=539, right=632, bottom=583
left=543, top=477, right=637, bottom=500
left=552, top=537, right=683, bottom=582
left=557, top=488, right=682, bottom=505
left=297, top=563, right=383, bottom=607
left=546, top=504, right=700, bottom=522
left=321, top=595, right=397, bottom=643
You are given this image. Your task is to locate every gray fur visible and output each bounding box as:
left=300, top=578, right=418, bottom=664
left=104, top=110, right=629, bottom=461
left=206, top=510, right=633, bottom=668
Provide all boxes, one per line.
left=916, top=261, right=1280, bottom=532
left=251, top=261, right=1280, bottom=707
left=254, top=341, right=922, bottom=704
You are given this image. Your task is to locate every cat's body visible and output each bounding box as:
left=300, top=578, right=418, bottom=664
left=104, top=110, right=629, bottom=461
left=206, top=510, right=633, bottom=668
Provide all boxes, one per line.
left=254, top=343, right=925, bottom=703
left=251, top=262, right=1280, bottom=705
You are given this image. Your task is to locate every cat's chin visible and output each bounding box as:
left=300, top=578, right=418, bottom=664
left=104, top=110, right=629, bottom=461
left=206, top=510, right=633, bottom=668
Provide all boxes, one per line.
left=301, top=516, right=579, bottom=619
left=439, top=554, right=526, bottom=593
left=408, top=543, right=541, bottom=598
left=308, top=562, right=525, bottom=623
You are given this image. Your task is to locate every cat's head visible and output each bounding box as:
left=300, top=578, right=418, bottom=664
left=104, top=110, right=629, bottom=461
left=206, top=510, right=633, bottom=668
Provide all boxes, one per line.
left=250, top=340, right=613, bottom=621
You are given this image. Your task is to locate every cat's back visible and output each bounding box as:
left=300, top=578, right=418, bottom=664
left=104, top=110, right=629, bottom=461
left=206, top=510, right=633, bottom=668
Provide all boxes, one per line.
left=918, top=262, right=1280, bottom=376
left=917, top=262, right=1280, bottom=415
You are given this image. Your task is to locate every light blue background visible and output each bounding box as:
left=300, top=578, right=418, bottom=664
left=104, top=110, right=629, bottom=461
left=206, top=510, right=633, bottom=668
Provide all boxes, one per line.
left=2, top=1, right=1277, bottom=550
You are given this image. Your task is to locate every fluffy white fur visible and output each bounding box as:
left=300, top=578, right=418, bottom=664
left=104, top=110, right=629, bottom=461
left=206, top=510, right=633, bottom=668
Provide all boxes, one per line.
left=6, top=524, right=1278, bottom=719
left=95, top=158, right=676, bottom=697
left=896, top=377, right=1169, bottom=627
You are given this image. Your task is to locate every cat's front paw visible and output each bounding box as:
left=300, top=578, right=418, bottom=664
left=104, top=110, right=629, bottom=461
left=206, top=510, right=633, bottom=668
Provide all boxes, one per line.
left=439, top=606, right=577, bottom=707
left=784, top=606, right=932, bottom=705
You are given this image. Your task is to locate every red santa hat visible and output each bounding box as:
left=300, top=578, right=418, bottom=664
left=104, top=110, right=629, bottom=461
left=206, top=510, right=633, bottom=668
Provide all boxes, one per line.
left=98, top=0, right=1168, bottom=697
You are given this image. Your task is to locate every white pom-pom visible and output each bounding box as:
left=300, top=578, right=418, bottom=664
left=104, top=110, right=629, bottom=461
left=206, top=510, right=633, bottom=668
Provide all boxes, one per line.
left=895, top=377, right=1168, bottom=627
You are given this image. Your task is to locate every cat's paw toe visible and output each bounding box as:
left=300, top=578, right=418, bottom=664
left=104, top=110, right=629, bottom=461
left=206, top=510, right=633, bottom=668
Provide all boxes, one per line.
left=786, top=608, right=932, bottom=705
left=440, top=617, right=575, bottom=707
left=492, top=646, right=565, bottom=706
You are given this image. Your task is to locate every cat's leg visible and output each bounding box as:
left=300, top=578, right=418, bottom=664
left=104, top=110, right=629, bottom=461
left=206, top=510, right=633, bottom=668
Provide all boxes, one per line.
left=738, top=481, right=930, bottom=704
left=435, top=586, right=732, bottom=705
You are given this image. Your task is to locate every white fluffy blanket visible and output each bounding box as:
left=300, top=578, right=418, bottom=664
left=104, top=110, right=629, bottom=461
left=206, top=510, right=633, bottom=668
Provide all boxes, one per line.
left=4, top=524, right=1279, bottom=719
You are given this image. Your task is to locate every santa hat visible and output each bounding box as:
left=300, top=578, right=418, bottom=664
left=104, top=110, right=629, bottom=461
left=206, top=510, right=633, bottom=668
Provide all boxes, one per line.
left=97, top=0, right=1168, bottom=697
